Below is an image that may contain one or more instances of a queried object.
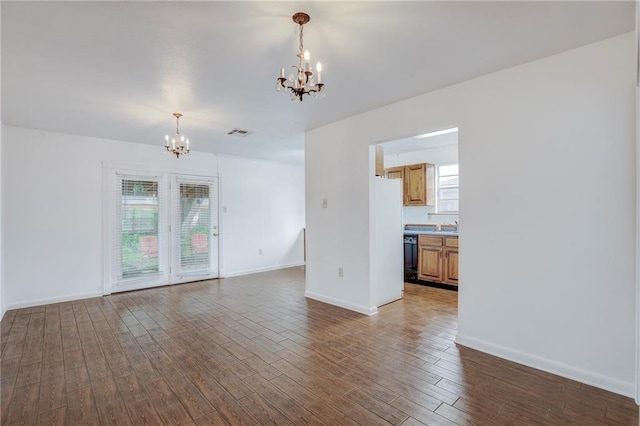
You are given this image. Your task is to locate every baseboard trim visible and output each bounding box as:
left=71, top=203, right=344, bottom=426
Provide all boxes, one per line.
left=304, top=291, right=378, bottom=316
left=455, top=333, right=636, bottom=398
left=222, top=262, right=305, bottom=278
left=5, top=291, right=104, bottom=311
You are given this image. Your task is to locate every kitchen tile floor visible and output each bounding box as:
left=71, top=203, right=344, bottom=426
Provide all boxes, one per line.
left=1, top=266, right=637, bottom=425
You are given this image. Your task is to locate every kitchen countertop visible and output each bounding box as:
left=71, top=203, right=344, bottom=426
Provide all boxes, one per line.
left=403, top=230, right=459, bottom=237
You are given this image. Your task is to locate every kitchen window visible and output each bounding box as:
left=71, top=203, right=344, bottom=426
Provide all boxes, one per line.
left=437, top=163, right=459, bottom=213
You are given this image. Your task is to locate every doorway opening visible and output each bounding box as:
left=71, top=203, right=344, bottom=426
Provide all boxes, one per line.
left=376, top=127, right=459, bottom=291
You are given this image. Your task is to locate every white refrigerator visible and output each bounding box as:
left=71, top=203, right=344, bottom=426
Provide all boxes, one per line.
left=371, top=177, right=404, bottom=307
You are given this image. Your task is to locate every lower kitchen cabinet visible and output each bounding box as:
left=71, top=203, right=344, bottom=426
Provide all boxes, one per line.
left=418, top=245, right=442, bottom=282
left=443, top=248, right=458, bottom=284
left=418, top=235, right=458, bottom=286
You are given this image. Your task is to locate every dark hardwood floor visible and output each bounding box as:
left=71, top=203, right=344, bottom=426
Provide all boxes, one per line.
left=1, top=266, right=638, bottom=425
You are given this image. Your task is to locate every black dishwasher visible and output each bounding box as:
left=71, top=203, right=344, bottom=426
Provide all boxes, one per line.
left=403, top=234, right=418, bottom=283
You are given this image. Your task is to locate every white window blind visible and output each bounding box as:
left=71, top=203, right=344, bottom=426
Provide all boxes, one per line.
left=116, top=177, right=162, bottom=278
left=174, top=181, right=211, bottom=273
left=437, top=164, right=459, bottom=213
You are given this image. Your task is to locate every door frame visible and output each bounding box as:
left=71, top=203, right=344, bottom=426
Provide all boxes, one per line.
left=169, top=174, right=220, bottom=284
left=102, top=162, right=220, bottom=295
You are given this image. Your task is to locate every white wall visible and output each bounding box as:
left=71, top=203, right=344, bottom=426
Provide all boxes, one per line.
left=306, top=120, right=374, bottom=314
left=635, top=0, right=639, bottom=404
left=2, top=126, right=304, bottom=309
left=306, top=33, right=637, bottom=396
left=0, top=3, right=4, bottom=319
left=0, top=122, right=4, bottom=321
left=217, top=155, right=305, bottom=277
left=2, top=126, right=218, bottom=308
left=384, top=144, right=459, bottom=225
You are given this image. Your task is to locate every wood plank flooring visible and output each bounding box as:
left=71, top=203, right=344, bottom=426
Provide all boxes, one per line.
left=1, top=266, right=638, bottom=425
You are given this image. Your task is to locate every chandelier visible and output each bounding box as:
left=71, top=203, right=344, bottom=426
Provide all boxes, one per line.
left=276, top=12, right=324, bottom=102
left=164, top=112, right=190, bottom=158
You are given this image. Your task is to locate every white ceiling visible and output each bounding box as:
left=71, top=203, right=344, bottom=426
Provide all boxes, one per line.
left=1, top=1, right=634, bottom=165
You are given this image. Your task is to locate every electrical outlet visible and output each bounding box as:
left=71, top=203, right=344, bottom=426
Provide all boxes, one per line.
left=322, top=199, right=328, bottom=208
left=258, top=249, right=263, bottom=255
left=222, top=206, right=228, bottom=213
left=338, top=267, right=343, bottom=277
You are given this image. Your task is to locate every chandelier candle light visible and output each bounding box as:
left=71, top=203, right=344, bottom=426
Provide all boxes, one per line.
left=165, top=112, right=190, bottom=158
left=276, top=12, right=324, bottom=102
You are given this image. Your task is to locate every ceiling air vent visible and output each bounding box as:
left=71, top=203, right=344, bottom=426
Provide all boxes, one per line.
left=226, top=129, right=252, bottom=137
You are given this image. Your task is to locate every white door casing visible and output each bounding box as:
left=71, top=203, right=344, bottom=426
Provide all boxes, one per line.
left=103, top=166, right=219, bottom=294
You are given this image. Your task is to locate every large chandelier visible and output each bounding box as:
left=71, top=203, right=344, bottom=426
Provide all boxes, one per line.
left=276, top=12, right=324, bottom=102
left=164, top=112, right=190, bottom=158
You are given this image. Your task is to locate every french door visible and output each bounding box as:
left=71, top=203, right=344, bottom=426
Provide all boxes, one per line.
left=103, top=169, right=219, bottom=294
left=170, top=176, right=219, bottom=284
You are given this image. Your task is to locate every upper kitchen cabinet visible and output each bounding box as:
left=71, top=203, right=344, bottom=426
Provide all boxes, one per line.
left=385, top=166, right=404, bottom=181
left=375, top=146, right=385, bottom=177
left=385, top=163, right=435, bottom=206
left=405, top=163, right=435, bottom=206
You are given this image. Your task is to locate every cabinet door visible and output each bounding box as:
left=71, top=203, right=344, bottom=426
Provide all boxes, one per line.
left=444, top=249, right=459, bottom=285
left=385, top=167, right=404, bottom=181
left=405, top=163, right=426, bottom=205
left=418, top=246, right=442, bottom=282
left=375, top=146, right=385, bottom=177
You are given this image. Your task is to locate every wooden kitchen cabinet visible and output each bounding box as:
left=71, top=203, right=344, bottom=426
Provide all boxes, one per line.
left=385, top=163, right=435, bottom=206
left=443, top=237, right=459, bottom=285
left=418, top=235, right=458, bottom=286
left=375, top=146, right=385, bottom=177
left=385, top=166, right=404, bottom=181
left=418, top=245, right=442, bottom=281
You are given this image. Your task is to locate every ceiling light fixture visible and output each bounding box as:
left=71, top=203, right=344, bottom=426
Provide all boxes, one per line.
left=276, top=12, right=324, bottom=102
left=414, top=127, right=459, bottom=139
left=164, top=112, right=190, bottom=158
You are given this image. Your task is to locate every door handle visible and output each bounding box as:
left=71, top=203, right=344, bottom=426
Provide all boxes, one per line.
left=212, top=233, right=219, bottom=237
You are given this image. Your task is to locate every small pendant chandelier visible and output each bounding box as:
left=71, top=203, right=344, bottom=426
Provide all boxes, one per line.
left=164, top=112, right=190, bottom=158
left=276, top=12, right=324, bottom=102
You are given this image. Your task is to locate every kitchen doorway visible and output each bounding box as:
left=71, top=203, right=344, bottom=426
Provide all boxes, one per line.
left=376, top=127, right=459, bottom=290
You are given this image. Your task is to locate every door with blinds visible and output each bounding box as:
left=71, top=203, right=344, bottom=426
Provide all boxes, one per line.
left=170, top=176, right=219, bottom=283
left=104, top=169, right=219, bottom=294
